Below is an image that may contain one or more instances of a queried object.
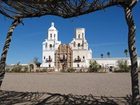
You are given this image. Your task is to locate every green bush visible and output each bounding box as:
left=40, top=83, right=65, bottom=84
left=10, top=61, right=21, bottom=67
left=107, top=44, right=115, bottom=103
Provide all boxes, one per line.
left=60, top=69, right=64, bottom=72
left=36, top=69, right=40, bottom=72
left=11, top=65, right=22, bottom=72
left=88, top=61, right=101, bottom=72
left=67, top=68, right=75, bottom=72
left=114, top=70, right=129, bottom=73
left=5, top=68, right=10, bottom=72
left=116, top=60, right=130, bottom=72
left=21, top=66, right=28, bottom=72
left=60, top=68, right=75, bottom=73
left=41, top=68, right=48, bottom=72
left=10, top=65, right=29, bottom=73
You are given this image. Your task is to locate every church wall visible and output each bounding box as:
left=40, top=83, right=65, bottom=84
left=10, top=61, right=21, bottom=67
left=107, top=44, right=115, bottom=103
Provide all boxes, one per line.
left=94, top=58, right=140, bottom=68
left=48, top=30, right=58, bottom=41
left=41, top=50, right=55, bottom=68
left=72, top=50, right=91, bottom=68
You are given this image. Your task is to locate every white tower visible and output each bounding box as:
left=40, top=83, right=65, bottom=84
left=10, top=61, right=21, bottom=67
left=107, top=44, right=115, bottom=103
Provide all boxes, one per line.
left=41, top=22, right=61, bottom=69
left=70, top=28, right=89, bottom=50
left=70, top=28, right=92, bottom=68
left=76, top=28, right=85, bottom=39
left=48, top=22, right=58, bottom=41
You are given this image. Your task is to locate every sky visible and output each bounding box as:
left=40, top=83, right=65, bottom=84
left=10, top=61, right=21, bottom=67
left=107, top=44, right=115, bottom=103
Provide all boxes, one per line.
left=0, top=3, right=140, bottom=64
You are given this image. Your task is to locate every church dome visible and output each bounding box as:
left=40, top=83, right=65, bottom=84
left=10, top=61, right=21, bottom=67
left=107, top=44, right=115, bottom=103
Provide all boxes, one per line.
left=48, top=22, right=57, bottom=31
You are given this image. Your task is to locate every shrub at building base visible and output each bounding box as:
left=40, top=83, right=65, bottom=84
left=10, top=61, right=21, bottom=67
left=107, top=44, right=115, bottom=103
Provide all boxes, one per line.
left=22, top=66, right=28, bottom=73
left=11, top=65, right=22, bottom=72
left=61, top=68, right=75, bottom=73
left=10, top=65, right=29, bottom=73
left=67, top=68, right=75, bottom=72
left=114, top=60, right=130, bottom=72
left=88, top=61, right=101, bottom=72
left=40, top=68, right=48, bottom=72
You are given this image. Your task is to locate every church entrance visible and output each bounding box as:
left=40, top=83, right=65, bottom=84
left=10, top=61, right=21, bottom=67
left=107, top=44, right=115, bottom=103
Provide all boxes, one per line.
left=55, top=44, right=73, bottom=71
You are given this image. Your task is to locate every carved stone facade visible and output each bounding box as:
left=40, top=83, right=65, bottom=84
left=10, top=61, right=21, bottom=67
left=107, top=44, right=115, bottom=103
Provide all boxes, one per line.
left=55, top=44, right=73, bottom=71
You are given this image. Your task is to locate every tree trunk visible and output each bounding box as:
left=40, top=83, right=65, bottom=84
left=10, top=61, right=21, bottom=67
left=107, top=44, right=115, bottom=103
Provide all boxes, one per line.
left=124, top=7, right=140, bottom=105
left=0, top=19, right=21, bottom=88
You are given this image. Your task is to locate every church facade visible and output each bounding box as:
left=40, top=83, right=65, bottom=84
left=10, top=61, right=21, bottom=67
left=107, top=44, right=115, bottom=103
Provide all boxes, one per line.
left=40, top=22, right=92, bottom=71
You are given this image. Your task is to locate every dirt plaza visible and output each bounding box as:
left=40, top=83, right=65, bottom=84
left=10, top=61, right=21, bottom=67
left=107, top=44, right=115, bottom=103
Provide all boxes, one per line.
left=1, top=73, right=140, bottom=97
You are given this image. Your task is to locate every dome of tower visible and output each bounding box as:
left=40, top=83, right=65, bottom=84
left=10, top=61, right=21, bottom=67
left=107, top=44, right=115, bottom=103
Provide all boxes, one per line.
left=48, top=22, right=57, bottom=31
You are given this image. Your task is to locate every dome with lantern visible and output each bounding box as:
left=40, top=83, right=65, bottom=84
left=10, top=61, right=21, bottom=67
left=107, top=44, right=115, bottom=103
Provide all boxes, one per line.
left=48, top=22, right=57, bottom=31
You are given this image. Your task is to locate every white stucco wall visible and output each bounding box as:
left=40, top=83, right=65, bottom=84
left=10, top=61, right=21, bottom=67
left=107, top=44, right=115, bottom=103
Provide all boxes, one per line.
left=72, top=50, right=92, bottom=68
left=94, top=57, right=140, bottom=68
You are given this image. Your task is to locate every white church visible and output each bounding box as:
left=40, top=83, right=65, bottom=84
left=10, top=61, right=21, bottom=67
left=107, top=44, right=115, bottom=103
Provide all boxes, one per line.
left=40, top=22, right=92, bottom=71
left=41, top=22, right=140, bottom=72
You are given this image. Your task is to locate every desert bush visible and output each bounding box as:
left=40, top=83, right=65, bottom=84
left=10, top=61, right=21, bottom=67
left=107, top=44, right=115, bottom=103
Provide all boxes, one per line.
left=47, top=69, right=55, bottom=72
left=67, top=68, right=75, bottom=72
left=115, top=60, right=130, bottom=72
left=36, top=69, right=41, bottom=72
left=60, top=69, right=65, bottom=72
left=114, top=69, right=129, bottom=73
left=5, top=68, right=10, bottom=72
left=60, top=68, right=75, bottom=73
left=22, top=66, right=28, bottom=72
left=41, top=68, right=48, bottom=72
left=11, top=65, right=22, bottom=72
left=88, top=61, right=101, bottom=72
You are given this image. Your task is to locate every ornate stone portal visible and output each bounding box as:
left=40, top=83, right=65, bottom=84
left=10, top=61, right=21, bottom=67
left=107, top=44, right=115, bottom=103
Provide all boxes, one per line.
left=55, top=44, right=73, bottom=71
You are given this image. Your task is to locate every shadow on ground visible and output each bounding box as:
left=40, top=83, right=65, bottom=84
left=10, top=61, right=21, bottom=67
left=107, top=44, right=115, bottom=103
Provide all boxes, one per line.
left=0, top=90, right=132, bottom=105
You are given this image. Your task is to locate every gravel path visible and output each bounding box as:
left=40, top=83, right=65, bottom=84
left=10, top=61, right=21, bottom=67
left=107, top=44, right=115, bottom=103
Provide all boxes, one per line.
left=1, top=73, right=140, bottom=97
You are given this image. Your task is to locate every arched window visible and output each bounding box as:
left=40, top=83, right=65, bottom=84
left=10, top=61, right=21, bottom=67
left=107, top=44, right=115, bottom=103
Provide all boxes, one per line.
left=83, top=56, right=85, bottom=59
left=77, top=64, right=79, bottom=67
left=50, top=34, right=52, bottom=39
left=50, top=44, right=52, bottom=48
left=54, top=34, right=55, bottom=38
left=78, top=43, right=80, bottom=47
left=45, top=43, right=47, bottom=48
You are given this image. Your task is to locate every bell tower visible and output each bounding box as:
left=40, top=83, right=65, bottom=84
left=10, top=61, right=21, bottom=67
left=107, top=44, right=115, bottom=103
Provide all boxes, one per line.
left=76, top=28, right=85, bottom=39
left=48, top=22, right=58, bottom=41
left=41, top=22, right=61, bottom=69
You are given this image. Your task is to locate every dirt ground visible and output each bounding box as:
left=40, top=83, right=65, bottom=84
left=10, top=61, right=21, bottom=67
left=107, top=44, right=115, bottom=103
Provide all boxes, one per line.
left=1, top=73, right=140, bottom=97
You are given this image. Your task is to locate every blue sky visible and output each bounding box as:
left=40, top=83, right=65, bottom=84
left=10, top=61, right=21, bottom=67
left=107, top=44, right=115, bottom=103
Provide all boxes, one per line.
left=0, top=3, right=140, bottom=64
